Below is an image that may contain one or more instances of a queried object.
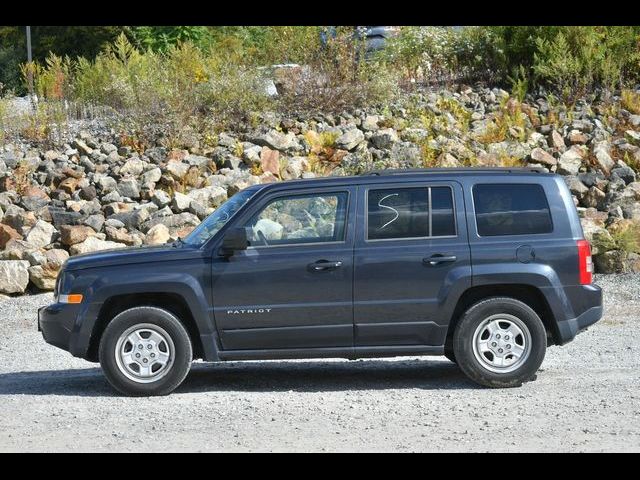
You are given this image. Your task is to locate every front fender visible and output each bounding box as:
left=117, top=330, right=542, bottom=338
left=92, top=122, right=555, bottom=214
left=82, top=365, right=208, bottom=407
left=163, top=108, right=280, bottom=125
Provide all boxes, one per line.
left=67, top=263, right=214, bottom=359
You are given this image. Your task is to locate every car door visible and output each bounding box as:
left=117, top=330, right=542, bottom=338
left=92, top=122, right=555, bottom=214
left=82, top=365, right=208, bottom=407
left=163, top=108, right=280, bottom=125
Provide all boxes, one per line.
left=353, top=180, right=471, bottom=347
left=211, top=186, right=356, bottom=351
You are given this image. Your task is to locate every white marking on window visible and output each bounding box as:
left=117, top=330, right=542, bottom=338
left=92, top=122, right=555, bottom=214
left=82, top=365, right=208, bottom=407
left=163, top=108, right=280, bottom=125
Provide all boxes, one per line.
left=377, top=193, right=400, bottom=230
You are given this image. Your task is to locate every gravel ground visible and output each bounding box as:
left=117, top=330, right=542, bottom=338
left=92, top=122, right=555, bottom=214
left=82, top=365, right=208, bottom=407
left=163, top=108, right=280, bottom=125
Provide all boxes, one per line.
left=1, top=274, right=639, bottom=452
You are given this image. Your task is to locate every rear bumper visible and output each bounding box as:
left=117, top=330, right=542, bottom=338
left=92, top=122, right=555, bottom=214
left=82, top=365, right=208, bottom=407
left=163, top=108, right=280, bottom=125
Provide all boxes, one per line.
left=554, top=284, right=603, bottom=345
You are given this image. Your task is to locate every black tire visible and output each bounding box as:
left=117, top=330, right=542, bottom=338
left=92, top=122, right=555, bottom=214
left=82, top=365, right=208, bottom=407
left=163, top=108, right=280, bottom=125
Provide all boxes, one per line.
left=453, top=297, right=546, bottom=388
left=98, top=306, right=192, bottom=396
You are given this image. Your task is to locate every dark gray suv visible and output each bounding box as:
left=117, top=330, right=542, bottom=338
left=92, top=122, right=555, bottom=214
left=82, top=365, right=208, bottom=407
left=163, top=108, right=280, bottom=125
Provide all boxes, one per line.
left=39, top=168, right=603, bottom=395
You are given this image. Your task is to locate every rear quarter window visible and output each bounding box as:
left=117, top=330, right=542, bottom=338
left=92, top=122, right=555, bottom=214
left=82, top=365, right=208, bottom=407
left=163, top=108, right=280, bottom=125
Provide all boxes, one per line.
left=473, top=183, right=553, bottom=236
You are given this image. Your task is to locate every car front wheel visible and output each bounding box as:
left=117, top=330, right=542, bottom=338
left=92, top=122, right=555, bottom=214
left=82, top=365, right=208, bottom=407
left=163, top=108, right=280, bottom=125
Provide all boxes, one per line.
left=98, top=306, right=192, bottom=396
left=453, top=297, right=546, bottom=388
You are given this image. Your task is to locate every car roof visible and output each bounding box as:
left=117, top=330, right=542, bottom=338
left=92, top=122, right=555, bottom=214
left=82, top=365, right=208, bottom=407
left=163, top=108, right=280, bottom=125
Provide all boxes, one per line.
left=255, top=167, right=555, bottom=191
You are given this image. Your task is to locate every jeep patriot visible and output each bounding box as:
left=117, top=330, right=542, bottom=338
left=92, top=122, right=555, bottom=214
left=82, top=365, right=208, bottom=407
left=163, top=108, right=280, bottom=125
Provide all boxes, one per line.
left=39, top=168, right=603, bottom=395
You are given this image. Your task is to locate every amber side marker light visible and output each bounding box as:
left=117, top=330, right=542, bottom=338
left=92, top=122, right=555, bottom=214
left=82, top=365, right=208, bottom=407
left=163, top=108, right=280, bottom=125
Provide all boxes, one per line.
left=59, top=294, right=83, bottom=304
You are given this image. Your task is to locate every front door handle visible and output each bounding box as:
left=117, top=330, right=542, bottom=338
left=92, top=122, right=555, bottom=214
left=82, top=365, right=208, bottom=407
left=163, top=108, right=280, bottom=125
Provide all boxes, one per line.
left=308, top=260, right=343, bottom=272
left=423, top=255, right=457, bottom=266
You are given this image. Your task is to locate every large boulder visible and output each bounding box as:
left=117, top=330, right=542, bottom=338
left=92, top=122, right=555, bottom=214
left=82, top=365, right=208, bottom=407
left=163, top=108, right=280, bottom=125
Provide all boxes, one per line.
left=594, top=250, right=640, bottom=274
left=251, top=130, right=301, bottom=153
left=557, top=146, right=584, bottom=175
left=370, top=128, right=399, bottom=149
left=0, top=260, right=30, bottom=294
left=336, top=129, right=365, bottom=151
left=25, top=220, right=55, bottom=248
left=60, top=225, right=96, bottom=246
left=28, top=265, right=58, bottom=290
left=187, top=186, right=228, bottom=208
left=0, top=223, right=22, bottom=248
left=593, top=141, right=615, bottom=174
left=144, top=224, right=171, bottom=245
left=69, top=237, right=127, bottom=255
left=529, top=147, right=557, bottom=167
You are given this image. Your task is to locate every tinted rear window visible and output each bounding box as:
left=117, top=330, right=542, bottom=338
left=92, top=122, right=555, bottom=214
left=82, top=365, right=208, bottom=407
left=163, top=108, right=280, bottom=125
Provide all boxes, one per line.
left=473, top=184, right=552, bottom=236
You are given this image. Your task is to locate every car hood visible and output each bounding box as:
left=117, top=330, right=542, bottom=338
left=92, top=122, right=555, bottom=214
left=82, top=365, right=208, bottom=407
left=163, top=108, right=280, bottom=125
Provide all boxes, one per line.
left=64, top=243, right=206, bottom=272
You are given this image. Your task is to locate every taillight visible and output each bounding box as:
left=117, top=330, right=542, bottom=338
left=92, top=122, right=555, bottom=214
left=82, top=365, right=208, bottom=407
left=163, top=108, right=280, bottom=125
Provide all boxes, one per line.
left=577, top=239, right=593, bottom=285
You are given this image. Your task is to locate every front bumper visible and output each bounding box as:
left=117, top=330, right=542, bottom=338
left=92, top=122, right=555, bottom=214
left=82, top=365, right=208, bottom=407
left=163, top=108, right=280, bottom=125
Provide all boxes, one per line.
left=38, top=303, right=80, bottom=354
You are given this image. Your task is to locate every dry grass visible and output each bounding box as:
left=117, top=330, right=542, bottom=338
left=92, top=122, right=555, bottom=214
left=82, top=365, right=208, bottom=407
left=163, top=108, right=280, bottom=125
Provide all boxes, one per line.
left=621, top=89, right=640, bottom=114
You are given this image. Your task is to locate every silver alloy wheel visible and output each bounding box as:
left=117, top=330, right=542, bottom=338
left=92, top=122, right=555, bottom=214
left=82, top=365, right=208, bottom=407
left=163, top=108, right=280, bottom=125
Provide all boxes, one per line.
left=472, top=313, right=532, bottom=374
left=114, top=323, right=175, bottom=383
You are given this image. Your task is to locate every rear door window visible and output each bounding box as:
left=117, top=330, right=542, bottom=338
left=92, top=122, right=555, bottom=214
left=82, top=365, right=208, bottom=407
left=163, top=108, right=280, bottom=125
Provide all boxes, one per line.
left=473, top=184, right=552, bottom=236
left=367, top=186, right=456, bottom=240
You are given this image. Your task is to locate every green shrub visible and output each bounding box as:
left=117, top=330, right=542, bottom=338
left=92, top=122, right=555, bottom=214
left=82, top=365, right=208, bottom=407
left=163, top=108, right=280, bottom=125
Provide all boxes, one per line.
left=594, top=223, right=640, bottom=254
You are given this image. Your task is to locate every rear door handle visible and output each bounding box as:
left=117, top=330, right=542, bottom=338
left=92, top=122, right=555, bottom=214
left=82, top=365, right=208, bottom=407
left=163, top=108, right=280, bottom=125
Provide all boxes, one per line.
left=308, top=260, right=343, bottom=272
left=423, top=255, right=457, bottom=266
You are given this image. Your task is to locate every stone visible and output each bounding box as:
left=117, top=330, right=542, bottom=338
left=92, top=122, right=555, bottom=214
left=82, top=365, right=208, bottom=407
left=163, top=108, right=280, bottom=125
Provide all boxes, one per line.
left=97, top=176, right=117, bottom=193
left=152, top=190, right=171, bottom=207
left=25, top=220, right=55, bottom=248
left=49, top=208, right=87, bottom=229
left=557, top=146, right=584, bottom=175
left=0, top=223, right=22, bottom=248
left=0, top=260, right=30, bottom=293
left=594, top=250, right=640, bottom=274
left=108, top=209, right=149, bottom=231
left=28, top=265, right=58, bottom=290
left=166, top=160, right=190, bottom=179
left=625, top=130, right=640, bottom=146
left=568, top=130, right=588, bottom=144
left=551, top=130, right=566, bottom=152
left=79, top=185, right=97, bottom=201
left=582, top=186, right=606, bottom=209
left=253, top=218, right=283, bottom=240
left=69, top=236, right=127, bottom=255
left=44, top=249, right=69, bottom=269
left=388, top=142, right=420, bottom=168
left=120, top=157, right=144, bottom=176
left=260, top=147, right=280, bottom=176
left=58, top=177, right=78, bottom=194
left=437, top=153, right=461, bottom=168
left=142, top=167, right=162, bottom=184
left=611, top=164, right=636, bottom=185
left=20, top=196, right=48, bottom=212
left=252, top=130, right=300, bottom=152
left=242, top=144, right=263, bottom=166
left=105, top=226, right=142, bottom=246
left=172, top=191, right=192, bottom=212
left=59, top=225, right=96, bottom=246
left=593, top=141, right=615, bottom=174
left=25, top=249, right=47, bottom=266
left=117, top=179, right=140, bottom=199
left=336, top=129, right=365, bottom=151
left=529, top=147, right=557, bottom=167
left=285, top=157, right=309, bottom=179
left=187, top=186, right=228, bottom=208
left=144, top=224, right=171, bottom=245
left=370, top=128, right=399, bottom=149
left=141, top=212, right=200, bottom=235
left=564, top=176, right=588, bottom=199
left=72, top=139, right=93, bottom=155
left=362, top=115, right=380, bottom=131
left=104, top=218, right=125, bottom=228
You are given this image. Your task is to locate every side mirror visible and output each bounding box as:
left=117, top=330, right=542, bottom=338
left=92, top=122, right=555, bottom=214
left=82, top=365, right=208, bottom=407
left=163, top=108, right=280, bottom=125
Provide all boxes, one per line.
left=219, top=227, right=248, bottom=257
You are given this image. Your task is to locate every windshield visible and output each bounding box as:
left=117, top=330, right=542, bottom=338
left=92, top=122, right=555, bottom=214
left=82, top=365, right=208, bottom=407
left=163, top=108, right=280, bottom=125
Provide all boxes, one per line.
left=182, top=187, right=258, bottom=247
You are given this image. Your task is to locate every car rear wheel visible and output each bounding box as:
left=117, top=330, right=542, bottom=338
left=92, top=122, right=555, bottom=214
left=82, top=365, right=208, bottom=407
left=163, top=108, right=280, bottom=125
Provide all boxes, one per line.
left=453, top=297, right=546, bottom=388
left=99, top=306, right=192, bottom=396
